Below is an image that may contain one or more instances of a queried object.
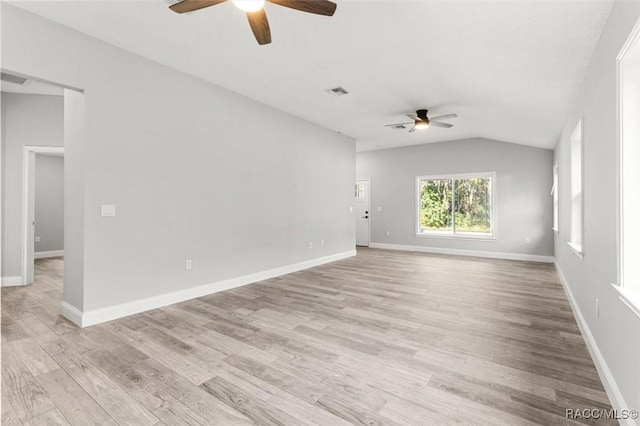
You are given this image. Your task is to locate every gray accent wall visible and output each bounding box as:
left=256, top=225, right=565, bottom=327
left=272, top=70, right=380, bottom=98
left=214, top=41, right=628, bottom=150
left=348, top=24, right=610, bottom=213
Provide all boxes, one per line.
left=35, top=154, right=64, bottom=253
left=356, top=138, right=554, bottom=257
left=554, top=0, right=640, bottom=412
left=1, top=93, right=64, bottom=277
left=1, top=4, right=356, bottom=312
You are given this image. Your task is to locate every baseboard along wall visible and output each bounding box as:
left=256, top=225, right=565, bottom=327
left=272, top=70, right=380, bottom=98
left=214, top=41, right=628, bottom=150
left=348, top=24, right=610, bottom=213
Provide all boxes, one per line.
left=61, top=250, right=356, bottom=328
left=1, top=276, right=24, bottom=287
left=34, top=250, right=64, bottom=259
left=369, top=242, right=554, bottom=263
left=554, top=263, right=637, bottom=426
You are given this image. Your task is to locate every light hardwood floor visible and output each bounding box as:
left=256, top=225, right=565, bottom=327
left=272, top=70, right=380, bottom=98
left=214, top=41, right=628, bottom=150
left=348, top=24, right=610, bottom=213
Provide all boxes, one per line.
left=1, top=250, right=614, bottom=425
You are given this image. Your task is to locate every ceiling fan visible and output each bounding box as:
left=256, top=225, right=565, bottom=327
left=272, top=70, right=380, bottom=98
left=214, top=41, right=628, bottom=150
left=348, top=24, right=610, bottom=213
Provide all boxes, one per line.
left=169, top=0, right=337, bottom=45
left=385, top=109, right=458, bottom=133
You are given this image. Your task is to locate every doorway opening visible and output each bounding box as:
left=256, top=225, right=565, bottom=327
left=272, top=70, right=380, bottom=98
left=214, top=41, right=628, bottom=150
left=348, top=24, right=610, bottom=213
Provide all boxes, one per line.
left=22, top=146, right=65, bottom=285
left=2, top=69, right=85, bottom=326
left=355, top=179, right=371, bottom=247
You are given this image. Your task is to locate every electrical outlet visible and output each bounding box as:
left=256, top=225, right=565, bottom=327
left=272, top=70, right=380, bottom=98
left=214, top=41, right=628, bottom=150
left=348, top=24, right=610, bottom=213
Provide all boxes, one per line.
left=185, top=259, right=192, bottom=270
left=349, top=206, right=353, bottom=213
left=309, top=242, right=313, bottom=249
left=377, top=206, right=382, bottom=212
left=35, top=236, right=41, bottom=243
left=386, top=230, right=391, bottom=237
left=595, top=298, right=600, bottom=317
left=525, top=237, right=531, bottom=244
left=321, top=239, right=324, bottom=246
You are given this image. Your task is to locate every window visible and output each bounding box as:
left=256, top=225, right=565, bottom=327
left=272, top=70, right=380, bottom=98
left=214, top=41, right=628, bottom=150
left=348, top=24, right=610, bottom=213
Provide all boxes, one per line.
left=552, top=164, right=559, bottom=232
left=416, top=173, right=495, bottom=238
left=615, top=18, right=640, bottom=317
left=569, top=121, right=583, bottom=256
left=355, top=182, right=365, bottom=199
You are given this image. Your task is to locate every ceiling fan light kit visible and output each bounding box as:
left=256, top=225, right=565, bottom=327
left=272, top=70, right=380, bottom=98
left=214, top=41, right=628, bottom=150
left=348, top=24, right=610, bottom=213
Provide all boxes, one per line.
left=232, top=0, right=265, bottom=12
left=169, top=0, right=337, bottom=45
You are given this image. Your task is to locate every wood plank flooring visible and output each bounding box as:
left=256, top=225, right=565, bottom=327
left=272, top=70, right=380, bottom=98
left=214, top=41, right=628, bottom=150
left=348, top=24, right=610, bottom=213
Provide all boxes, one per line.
left=1, top=250, right=614, bottom=425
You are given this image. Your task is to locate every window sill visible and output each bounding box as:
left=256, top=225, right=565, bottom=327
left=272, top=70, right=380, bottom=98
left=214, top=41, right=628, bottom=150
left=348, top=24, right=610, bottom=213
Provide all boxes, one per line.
left=610, top=284, right=640, bottom=319
left=567, top=242, right=584, bottom=259
left=416, top=232, right=496, bottom=241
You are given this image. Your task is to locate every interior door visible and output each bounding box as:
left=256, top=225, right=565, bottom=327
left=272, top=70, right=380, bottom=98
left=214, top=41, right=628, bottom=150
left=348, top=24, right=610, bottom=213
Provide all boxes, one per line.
left=355, top=180, right=370, bottom=247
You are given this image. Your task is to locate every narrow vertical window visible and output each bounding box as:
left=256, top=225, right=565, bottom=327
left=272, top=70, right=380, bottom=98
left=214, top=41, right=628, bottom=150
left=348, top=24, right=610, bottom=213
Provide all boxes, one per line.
left=552, top=164, right=559, bottom=232
left=616, top=17, right=640, bottom=315
left=569, top=121, right=583, bottom=255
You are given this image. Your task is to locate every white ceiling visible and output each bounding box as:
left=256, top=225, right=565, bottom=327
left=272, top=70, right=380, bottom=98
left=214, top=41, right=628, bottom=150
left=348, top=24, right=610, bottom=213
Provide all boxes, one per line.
left=11, top=0, right=613, bottom=151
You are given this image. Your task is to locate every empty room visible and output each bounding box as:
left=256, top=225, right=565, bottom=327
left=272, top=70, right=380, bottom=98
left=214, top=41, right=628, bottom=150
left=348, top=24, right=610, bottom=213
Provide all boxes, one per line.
left=1, top=0, right=639, bottom=425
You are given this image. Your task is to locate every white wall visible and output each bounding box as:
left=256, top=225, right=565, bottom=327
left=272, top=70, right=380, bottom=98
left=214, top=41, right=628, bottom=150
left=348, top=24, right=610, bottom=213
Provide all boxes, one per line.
left=1, top=93, right=64, bottom=277
left=35, top=154, right=64, bottom=253
left=554, top=0, right=640, bottom=415
left=356, top=138, right=554, bottom=260
left=1, top=5, right=355, bottom=318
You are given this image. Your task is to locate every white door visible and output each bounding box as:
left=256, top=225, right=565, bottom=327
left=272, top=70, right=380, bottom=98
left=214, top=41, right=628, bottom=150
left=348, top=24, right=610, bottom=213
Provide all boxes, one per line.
left=355, top=180, right=370, bottom=246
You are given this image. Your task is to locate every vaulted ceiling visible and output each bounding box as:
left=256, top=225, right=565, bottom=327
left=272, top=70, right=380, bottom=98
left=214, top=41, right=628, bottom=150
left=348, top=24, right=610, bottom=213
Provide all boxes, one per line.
left=11, top=0, right=613, bottom=151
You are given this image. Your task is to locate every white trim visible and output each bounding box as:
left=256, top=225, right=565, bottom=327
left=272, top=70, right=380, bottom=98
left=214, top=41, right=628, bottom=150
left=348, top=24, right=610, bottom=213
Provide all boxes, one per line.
left=369, top=242, right=554, bottom=263
left=555, top=264, right=636, bottom=426
left=60, top=302, right=83, bottom=327
left=415, top=172, right=497, bottom=239
left=34, top=250, right=64, bottom=259
left=415, top=231, right=495, bottom=241
left=611, top=284, right=640, bottom=319
left=63, top=250, right=356, bottom=328
left=567, top=241, right=584, bottom=260
left=617, top=16, right=640, bottom=300
left=1, top=276, right=25, bottom=287
left=22, top=146, right=65, bottom=285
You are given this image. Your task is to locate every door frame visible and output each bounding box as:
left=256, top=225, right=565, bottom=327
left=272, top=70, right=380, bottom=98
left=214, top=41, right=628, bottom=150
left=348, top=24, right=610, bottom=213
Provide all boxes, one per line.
left=356, top=178, right=371, bottom=247
left=21, top=145, right=65, bottom=285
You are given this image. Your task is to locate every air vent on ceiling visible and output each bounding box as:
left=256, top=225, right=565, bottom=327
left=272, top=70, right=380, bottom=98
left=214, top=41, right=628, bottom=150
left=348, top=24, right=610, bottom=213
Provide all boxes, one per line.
left=1, top=72, right=28, bottom=85
left=326, top=86, right=349, bottom=96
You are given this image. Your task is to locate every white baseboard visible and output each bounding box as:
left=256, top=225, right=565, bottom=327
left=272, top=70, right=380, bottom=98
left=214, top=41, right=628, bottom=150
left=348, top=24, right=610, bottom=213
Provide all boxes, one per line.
left=1, top=276, right=24, bottom=287
left=554, top=263, right=636, bottom=426
left=60, top=302, right=83, bottom=327
left=68, top=250, right=356, bottom=328
left=35, top=250, right=64, bottom=259
left=369, top=242, right=554, bottom=263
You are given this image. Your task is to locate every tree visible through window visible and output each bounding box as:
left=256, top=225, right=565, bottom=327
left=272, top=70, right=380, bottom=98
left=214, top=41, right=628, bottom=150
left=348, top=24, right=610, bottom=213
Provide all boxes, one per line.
left=417, top=174, right=494, bottom=236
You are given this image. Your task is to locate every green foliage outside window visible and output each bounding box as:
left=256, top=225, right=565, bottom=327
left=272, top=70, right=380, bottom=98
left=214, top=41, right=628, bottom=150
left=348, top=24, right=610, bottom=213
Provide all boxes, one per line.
left=420, top=177, right=492, bottom=234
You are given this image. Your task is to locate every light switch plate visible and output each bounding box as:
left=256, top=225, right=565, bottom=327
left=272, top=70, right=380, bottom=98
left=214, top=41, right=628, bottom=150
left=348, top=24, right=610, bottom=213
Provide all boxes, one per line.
left=35, top=236, right=41, bottom=243
left=101, top=204, right=116, bottom=217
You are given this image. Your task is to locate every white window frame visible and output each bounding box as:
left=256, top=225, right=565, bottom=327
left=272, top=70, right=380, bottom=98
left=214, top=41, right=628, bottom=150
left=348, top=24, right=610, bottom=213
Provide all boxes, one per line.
left=552, top=164, right=559, bottom=232
left=568, top=120, right=584, bottom=258
left=415, top=172, right=496, bottom=240
left=612, top=16, right=640, bottom=318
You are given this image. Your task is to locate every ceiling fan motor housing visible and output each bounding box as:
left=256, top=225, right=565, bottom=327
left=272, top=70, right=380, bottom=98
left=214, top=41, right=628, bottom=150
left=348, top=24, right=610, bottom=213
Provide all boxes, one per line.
left=416, top=109, right=429, bottom=120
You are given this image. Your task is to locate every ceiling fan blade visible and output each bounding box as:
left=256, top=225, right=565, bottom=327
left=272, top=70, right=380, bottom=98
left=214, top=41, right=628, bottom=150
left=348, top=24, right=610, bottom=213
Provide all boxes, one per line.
left=429, top=114, right=458, bottom=121
left=267, top=0, right=336, bottom=16
left=169, top=0, right=227, bottom=14
left=430, top=121, right=453, bottom=128
left=406, top=114, right=424, bottom=122
left=408, top=125, right=417, bottom=133
left=247, top=9, right=272, bottom=45
left=384, top=122, right=414, bottom=127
